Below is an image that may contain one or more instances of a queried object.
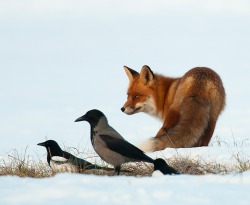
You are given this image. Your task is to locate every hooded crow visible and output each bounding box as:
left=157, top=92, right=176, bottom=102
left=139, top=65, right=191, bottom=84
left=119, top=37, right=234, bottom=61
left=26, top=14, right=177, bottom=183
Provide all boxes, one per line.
left=75, top=109, right=179, bottom=175
left=37, top=140, right=99, bottom=173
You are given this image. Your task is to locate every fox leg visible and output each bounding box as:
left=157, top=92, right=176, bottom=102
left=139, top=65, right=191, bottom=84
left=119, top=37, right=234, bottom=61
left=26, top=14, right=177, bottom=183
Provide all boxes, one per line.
left=140, top=97, right=211, bottom=152
left=154, top=97, right=210, bottom=150
left=200, top=119, right=217, bottom=146
left=156, top=108, right=180, bottom=137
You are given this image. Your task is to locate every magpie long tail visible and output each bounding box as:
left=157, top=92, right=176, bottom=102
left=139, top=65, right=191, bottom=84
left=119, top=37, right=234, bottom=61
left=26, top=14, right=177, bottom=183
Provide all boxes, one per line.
left=79, top=162, right=114, bottom=172
left=84, top=163, right=103, bottom=170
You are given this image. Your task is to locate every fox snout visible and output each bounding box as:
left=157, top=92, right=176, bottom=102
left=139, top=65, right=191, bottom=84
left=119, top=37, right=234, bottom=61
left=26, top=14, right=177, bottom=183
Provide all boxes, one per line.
left=121, top=105, right=139, bottom=115
left=121, top=95, right=159, bottom=118
left=121, top=97, right=137, bottom=115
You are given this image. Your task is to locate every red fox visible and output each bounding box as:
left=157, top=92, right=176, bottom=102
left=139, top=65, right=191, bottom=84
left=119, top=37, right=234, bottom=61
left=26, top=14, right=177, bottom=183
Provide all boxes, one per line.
left=121, top=65, right=226, bottom=152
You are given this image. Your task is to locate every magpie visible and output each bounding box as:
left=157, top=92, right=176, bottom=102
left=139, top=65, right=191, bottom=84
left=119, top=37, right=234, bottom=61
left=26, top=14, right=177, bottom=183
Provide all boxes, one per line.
left=74, top=109, right=179, bottom=175
left=37, top=140, right=100, bottom=173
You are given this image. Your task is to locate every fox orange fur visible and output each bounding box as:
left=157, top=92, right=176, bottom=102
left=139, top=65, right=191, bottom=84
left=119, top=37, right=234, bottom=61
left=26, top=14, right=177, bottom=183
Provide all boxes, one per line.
left=121, top=65, right=226, bottom=152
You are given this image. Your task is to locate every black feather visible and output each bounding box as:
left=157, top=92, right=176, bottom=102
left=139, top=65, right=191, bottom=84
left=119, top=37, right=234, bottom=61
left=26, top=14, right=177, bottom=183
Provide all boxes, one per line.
left=99, top=134, right=153, bottom=163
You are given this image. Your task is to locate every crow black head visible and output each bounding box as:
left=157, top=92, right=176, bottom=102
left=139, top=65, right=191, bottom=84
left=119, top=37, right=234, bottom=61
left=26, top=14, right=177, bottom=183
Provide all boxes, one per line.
left=74, top=109, right=105, bottom=127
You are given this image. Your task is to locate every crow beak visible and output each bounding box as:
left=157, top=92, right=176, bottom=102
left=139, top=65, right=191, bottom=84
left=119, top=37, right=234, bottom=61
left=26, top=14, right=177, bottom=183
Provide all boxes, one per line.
left=37, top=142, right=46, bottom=147
left=74, top=115, right=87, bottom=122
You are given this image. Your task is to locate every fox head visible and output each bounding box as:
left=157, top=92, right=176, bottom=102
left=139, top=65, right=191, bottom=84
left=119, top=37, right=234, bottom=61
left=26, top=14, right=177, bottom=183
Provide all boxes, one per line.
left=121, top=65, right=159, bottom=117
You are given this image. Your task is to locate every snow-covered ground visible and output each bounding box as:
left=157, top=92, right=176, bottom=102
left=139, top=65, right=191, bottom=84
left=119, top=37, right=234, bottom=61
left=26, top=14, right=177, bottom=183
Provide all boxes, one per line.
left=0, top=168, right=250, bottom=205
left=151, top=146, right=250, bottom=173
left=1, top=169, right=250, bottom=205
left=1, top=146, right=250, bottom=205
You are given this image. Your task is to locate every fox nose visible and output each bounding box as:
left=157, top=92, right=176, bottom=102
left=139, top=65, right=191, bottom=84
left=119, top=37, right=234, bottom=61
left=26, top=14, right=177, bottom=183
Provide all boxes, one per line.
left=121, top=107, right=125, bottom=112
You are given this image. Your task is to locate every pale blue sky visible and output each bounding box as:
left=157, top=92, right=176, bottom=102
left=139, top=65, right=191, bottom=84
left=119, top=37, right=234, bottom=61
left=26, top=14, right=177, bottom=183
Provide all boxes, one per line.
left=1, top=0, right=250, bottom=157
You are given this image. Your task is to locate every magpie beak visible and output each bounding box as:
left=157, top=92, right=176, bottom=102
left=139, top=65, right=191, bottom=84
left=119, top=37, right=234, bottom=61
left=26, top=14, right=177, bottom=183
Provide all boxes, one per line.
left=37, top=142, right=46, bottom=147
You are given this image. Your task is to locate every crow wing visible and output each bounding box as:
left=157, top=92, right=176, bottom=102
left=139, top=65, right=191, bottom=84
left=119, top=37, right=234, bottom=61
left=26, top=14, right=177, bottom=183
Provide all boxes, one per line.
left=99, top=134, right=153, bottom=163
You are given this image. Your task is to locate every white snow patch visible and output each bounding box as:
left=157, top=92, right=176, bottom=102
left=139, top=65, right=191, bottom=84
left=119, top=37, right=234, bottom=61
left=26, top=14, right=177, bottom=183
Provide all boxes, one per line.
left=0, top=172, right=250, bottom=205
left=1, top=147, right=250, bottom=204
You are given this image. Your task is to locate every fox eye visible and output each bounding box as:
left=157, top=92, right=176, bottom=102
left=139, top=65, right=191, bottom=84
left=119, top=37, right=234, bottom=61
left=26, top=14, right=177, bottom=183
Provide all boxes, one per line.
left=133, top=94, right=140, bottom=100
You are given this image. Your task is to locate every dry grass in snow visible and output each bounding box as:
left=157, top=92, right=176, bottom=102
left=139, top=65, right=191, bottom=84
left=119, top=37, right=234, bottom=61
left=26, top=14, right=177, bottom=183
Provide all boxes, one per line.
left=1, top=139, right=250, bottom=178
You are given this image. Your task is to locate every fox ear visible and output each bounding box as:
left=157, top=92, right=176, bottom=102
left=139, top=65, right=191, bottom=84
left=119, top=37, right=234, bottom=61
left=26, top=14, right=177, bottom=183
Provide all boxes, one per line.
left=124, top=66, right=139, bottom=82
left=140, top=65, right=155, bottom=85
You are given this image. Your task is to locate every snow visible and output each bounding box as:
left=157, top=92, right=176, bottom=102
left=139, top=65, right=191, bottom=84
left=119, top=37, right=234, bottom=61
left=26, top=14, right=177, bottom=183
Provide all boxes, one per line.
left=1, top=146, right=250, bottom=205
left=150, top=146, right=250, bottom=172
left=1, top=171, right=250, bottom=205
